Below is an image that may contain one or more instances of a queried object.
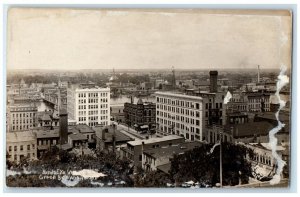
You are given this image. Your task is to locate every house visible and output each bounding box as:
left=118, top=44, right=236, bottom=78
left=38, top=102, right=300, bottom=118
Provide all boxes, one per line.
left=94, top=125, right=133, bottom=153
left=120, top=135, right=185, bottom=169
left=142, top=141, right=203, bottom=172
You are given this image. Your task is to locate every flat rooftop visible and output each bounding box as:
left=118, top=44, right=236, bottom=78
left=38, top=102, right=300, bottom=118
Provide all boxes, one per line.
left=7, top=131, right=36, bottom=143
left=155, top=91, right=203, bottom=101
left=128, top=135, right=184, bottom=146
left=143, top=141, right=203, bottom=159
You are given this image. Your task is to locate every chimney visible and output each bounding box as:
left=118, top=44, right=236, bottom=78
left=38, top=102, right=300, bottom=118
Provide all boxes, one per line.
left=209, top=71, right=218, bottom=93
left=141, top=141, right=145, bottom=158
left=257, top=65, right=260, bottom=83
left=102, top=127, right=107, bottom=141
left=112, top=124, right=116, bottom=153
left=130, top=95, right=133, bottom=104
left=59, top=107, right=68, bottom=146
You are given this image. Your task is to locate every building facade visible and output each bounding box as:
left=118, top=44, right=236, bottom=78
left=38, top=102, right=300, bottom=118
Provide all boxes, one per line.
left=67, top=83, right=110, bottom=127
left=120, top=135, right=185, bottom=168
left=155, top=92, right=204, bottom=141
left=8, top=104, right=37, bottom=132
left=6, top=131, right=37, bottom=163
left=124, top=98, right=156, bottom=131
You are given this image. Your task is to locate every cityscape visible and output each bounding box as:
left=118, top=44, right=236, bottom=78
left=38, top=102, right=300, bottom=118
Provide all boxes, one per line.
left=6, top=67, right=290, bottom=188
left=5, top=8, right=292, bottom=188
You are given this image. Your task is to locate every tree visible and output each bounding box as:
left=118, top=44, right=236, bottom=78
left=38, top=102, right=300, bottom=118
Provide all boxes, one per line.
left=169, top=143, right=253, bottom=187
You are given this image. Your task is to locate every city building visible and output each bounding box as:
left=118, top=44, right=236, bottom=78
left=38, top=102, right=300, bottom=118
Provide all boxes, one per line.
left=35, top=129, right=60, bottom=157
left=67, top=83, right=110, bottom=127
left=155, top=92, right=204, bottom=141
left=185, top=71, right=227, bottom=127
left=6, top=131, right=37, bottom=163
left=71, top=124, right=96, bottom=147
left=246, top=92, right=271, bottom=112
left=110, top=104, right=125, bottom=123
left=245, top=143, right=286, bottom=180
left=36, top=110, right=60, bottom=128
left=206, top=125, right=234, bottom=144
left=120, top=135, right=185, bottom=168
left=94, top=125, right=133, bottom=153
left=124, top=98, right=156, bottom=132
left=7, top=104, right=38, bottom=132
left=142, top=141, right=203, bottom=172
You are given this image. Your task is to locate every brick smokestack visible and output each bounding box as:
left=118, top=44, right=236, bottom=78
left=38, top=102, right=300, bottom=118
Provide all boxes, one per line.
left=209, top=71, right=218, bottom=93
left=59, top=107, right=68, bottom=145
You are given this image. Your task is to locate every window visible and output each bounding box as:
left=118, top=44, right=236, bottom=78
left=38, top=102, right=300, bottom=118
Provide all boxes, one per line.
left=27, top=145, right=30, bottom=151
left=9, top=146, right=12, bottom=152
left=14, top=146, right=17, bottom=151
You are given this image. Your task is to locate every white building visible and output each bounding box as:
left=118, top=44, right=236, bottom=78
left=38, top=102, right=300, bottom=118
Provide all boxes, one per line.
left=6, top=131, right=37, bottom=163
left=8, top=104, right=37, bottom=132
left=155, top=92, right=204, bottom=141
left=67, top=83, right=111, bottom=127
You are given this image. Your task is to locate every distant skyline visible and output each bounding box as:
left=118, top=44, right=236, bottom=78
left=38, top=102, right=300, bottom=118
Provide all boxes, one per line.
left=7, top=9, right=292, bottom=70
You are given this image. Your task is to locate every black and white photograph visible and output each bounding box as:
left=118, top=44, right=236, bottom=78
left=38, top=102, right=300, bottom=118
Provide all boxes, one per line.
left=4, top=7, right=293, bottom=189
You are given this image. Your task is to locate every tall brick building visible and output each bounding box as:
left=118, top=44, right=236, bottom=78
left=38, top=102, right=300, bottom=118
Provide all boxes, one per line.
left=124, top=98, right=156, bottom=132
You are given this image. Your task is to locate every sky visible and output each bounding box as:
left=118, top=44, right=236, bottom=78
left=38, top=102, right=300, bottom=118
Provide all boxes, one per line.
left=7, top=8, right=292, bottom=70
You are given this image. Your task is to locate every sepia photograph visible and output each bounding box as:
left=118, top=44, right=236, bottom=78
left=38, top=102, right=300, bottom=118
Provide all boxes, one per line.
left=5, top=7, right=292, bottom=189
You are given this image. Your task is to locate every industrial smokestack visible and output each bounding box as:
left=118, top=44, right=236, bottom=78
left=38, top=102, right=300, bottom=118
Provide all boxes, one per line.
left=102, top=127, right=107, bottom=141
left=257, top=65, right=260, bottom=83
left=112, top=124, right=116, bottom=153
left=59, top=107, right=68, bottom=146
left=209, top=70, right=218, bottom=93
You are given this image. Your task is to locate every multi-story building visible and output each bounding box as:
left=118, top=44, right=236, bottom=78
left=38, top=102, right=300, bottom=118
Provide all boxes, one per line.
left=120, top=135, right=185, bottom=168
left=110, top=104, right=125, bottom=123
left=8, top=104, right=37, bottom=132
left=67, top=83, right=110, bottom=127
left=246, top=92, right=270, bottom=112
left=245, top=143, right=286, bottom=180
left=6, top=131, right=37, bottom=163
left=155, top=92, right=204, bottom=141
left=142, top=141, right=203, bottom=172
left=124, top=98, right=156, bottom=131
left=185, top=71, right=227, bottom=127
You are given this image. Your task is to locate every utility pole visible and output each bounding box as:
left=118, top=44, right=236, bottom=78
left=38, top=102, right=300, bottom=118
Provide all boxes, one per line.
left=220, top=130, right=223, bottom=188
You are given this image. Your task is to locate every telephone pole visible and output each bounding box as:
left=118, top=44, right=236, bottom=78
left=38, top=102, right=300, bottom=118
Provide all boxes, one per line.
left=220, top=130, right=223, bottom=188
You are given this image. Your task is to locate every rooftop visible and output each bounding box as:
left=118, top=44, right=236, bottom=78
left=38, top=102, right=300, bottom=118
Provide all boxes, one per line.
left=155, top=91, right=203, bottom=101
left=73, top=124, right=95, bottom=133
left=35, top=129, right=59, bottom=139
left=94, top=125, right=133, bottom=143
left=247, top=143, right=285, bottom=151
left=7, top=131, right=36, bottom=143
left=157, top=163, right=172, bottom=174
left=255, top=111, right=290, bottom=123
left=143, top=141, right=203, bottom=159
left=226, top=121, right=282, bottom=138
left=128, top=135, right=184, bottom=146
left=69, top=132, right=87, bottom=141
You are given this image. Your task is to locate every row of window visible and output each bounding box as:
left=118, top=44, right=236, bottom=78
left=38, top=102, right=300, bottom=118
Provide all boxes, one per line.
left=249, top=98, right=269, bottom=103
left=12, top=119, right=35, bottom=124
left=8, top=144, right=35, bottom=152
left=205, top=102, right=223, bottom=110
left=38, top=139, right=57, bottom=146
left=12, top=112, right=36, bottom=118
left=156, top=105, right=201, bottom=117
left=157, top=110, right=201, bottom=120
left=10, top=153, right=35, bottom=161
left=11, top=124, right=34, bottom=131
left=78, top=92, right=108, bottom=98
left=156, top=97, right=201, bottom=109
